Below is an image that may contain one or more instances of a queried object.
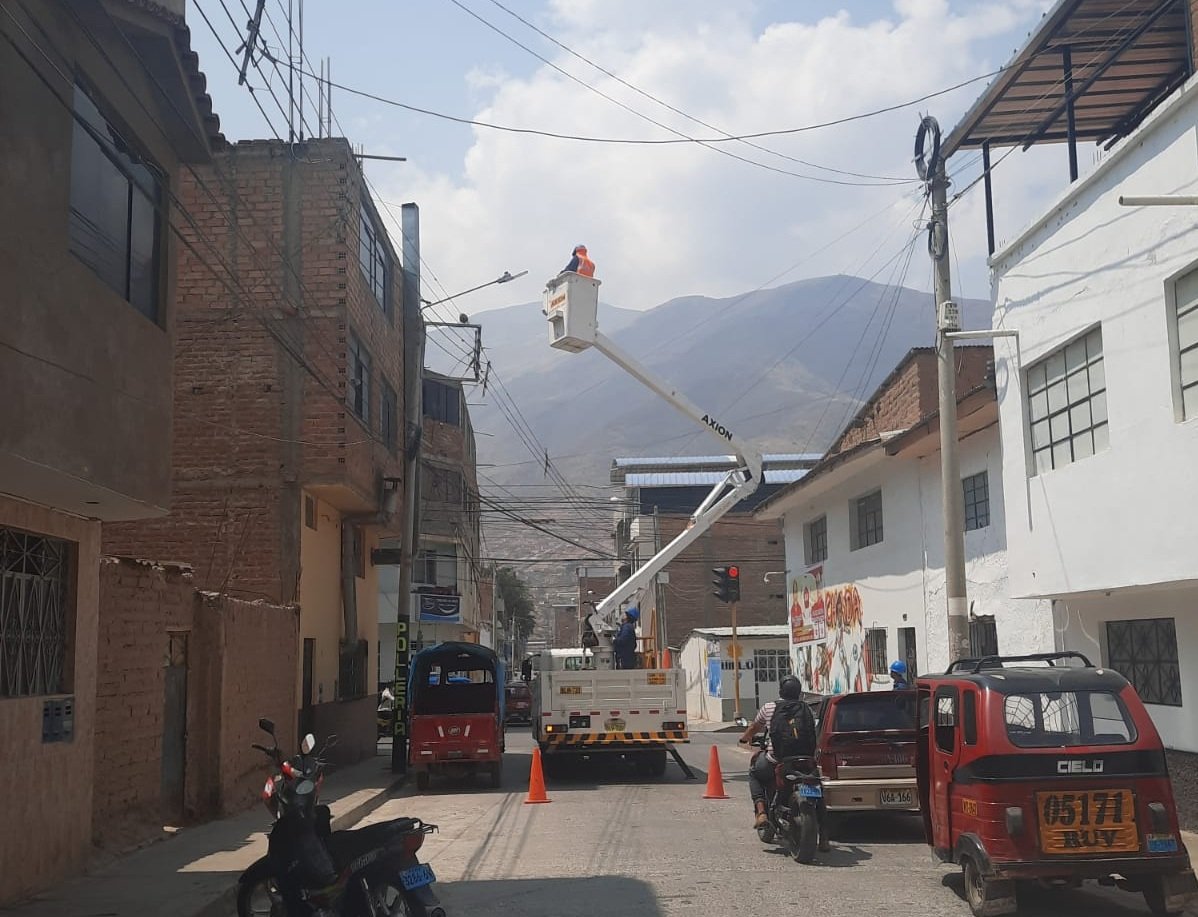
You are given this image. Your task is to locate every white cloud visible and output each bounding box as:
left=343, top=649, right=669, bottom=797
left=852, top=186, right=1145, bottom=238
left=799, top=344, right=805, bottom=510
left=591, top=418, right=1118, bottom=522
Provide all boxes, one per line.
left=376, top=1, right=1053, bottom=316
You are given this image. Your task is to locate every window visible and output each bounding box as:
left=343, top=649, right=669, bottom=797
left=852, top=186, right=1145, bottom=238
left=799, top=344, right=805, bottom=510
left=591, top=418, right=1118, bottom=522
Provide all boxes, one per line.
left=0, top=529, right=72, bottom=697
left=347, top=332, right=371, bottom=423
left=424, top=463, right=464, bottom=504
left=970, top=616, right=998, bottom=658
left=1106, top=618, right=1182, bottom=707
left=304, top=495, right=316, bottom=530
left=851, top=490, right=883, bottom=550
left=963, top=471, right=990, bottom=531
left=804, top=515, right=828, bottom=564
left=69, top=83, right=162, bottom=321
left=866, top=628, right=888, bottom=675
left=935, top=687, right=958, bottom=753
left=418, top=544, right=458, bottom=587
left=1172, top=267, right=1198, bottom=419
left=423, top=378, right=461, bottom=425
left=381, top=380, right=397, bottom=452
left=753, top=648, right=790, bottom=684
left=831, top=692, right=916, bottom=732
left=359, top=204, right=389, bottom=313
left=1026, top=327, right=1108, bottom=473
left=1003, top=691, right=1136, bottom=747
left=898, top=626, right=918, bottom=679
left=962, top=690, right=978, bottom=746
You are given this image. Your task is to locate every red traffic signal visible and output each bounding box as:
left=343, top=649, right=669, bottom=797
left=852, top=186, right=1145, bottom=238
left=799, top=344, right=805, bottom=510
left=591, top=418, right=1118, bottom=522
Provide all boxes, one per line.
left=728, top=566, right=739, bottom=579
left=711, top=564, right=742, bottom=604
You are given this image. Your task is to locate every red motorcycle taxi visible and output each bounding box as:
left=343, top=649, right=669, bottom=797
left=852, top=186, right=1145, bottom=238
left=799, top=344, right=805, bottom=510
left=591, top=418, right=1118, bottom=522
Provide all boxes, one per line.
left=916, top=652, right=1197, bottom=917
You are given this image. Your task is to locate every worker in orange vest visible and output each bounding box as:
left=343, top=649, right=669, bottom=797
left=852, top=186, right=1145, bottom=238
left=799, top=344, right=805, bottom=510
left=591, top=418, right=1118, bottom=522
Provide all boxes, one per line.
left=562, top=244, right=595, bottom=277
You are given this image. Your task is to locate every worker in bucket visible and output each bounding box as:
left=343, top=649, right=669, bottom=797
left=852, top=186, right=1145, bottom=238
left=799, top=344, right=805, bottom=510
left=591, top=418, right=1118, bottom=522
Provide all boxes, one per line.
left=612, top=606, right=639, bottom=669
left=561, top=244, right=595, bottom=277
left=890, top=659, right=910, bottom=689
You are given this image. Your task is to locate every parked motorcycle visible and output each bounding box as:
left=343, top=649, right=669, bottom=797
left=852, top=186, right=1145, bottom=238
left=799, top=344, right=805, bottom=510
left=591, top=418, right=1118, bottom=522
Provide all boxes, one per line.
left=751, top=734, right=828, bottom=864
left=237, top=718, right=446, bottom=917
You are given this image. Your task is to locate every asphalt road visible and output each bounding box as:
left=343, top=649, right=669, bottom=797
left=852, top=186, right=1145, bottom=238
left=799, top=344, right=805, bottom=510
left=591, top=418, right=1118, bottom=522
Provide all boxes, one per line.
left=357, top=730, right=1195, bottom=916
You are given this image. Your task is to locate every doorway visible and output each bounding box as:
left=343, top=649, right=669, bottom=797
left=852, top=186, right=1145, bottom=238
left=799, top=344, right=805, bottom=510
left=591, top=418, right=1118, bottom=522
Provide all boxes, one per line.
left=301, top=638, right=315, bottom=736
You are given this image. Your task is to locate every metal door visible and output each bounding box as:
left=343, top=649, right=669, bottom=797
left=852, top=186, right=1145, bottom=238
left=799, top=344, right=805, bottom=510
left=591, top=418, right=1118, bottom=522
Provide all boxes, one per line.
left=161, top=632, right=188, bottom=820
left=931, top=685, right=961, bottom=852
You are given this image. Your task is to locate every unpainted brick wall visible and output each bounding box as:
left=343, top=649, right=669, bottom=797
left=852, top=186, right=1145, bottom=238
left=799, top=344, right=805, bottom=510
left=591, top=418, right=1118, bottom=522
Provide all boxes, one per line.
left=93, top=557, right=196, bottom=849
left=656, top=514, right=785, bottom=645
left=835, top=347, right=992, bottom=454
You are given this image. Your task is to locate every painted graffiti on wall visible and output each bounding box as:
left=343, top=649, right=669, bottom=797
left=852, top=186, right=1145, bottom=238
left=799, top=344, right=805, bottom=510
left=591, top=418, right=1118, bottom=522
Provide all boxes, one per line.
left=791, top=579, right=869, bottom=695
left=790, top=565, right=827, bottom=645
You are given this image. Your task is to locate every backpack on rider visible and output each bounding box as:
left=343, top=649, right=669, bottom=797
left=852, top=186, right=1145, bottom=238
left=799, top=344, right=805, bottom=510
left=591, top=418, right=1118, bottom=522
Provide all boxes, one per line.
left=769, top=676, right=817, bottom=760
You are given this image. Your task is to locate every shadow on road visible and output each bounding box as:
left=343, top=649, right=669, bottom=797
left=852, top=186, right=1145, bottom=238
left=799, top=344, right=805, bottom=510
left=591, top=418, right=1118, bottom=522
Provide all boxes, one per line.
left=437, top=875, right=665, bottom=915
left=941, top=872, right=1157, bottom=916
left=829, top=811, right=926, bottom=845
left=758, top=841, right=874, bottom=869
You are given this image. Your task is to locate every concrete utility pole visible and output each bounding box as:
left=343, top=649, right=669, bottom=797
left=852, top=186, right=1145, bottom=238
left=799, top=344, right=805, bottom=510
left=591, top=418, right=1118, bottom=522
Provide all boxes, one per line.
left=917, top=116, right=971, bottom=666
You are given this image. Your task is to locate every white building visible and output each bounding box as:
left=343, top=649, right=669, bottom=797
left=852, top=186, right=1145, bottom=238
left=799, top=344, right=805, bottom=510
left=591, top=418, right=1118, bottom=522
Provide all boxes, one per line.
left=755, top=348, right=1053, bottom=695
left=938, top=0, right=1198, bottom=815
left=679, top=625, right=791, bottom=723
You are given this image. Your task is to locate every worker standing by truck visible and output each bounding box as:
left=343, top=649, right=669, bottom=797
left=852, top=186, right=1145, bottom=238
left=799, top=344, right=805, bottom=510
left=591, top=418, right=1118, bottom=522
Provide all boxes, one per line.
left=612, top=607, right=639, bottom=669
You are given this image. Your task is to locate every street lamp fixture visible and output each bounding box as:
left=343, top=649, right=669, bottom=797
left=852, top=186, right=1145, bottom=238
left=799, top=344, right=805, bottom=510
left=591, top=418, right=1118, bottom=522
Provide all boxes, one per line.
left=421, top=270, right=528, bottom=310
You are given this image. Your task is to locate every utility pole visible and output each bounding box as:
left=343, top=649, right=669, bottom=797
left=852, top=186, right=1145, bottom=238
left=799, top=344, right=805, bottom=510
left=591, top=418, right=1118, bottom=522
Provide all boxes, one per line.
left=917, top=115, right=971, bottom=666
left=730, top=599, right=741, bottom=722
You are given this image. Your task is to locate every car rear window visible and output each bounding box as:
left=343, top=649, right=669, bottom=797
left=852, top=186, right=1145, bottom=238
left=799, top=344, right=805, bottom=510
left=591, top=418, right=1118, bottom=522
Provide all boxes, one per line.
left=1003, top=691, right=1137, bottom=748
left=506, top=684, right=530, bottom=699
left=831, top=693, right=917, bottom=732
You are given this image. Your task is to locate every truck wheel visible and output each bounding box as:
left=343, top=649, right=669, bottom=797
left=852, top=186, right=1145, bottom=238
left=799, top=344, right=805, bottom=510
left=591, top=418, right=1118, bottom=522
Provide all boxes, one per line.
left=415, top=770, right=430, bottom=792
left=962, top=857, right=1016, bottom=917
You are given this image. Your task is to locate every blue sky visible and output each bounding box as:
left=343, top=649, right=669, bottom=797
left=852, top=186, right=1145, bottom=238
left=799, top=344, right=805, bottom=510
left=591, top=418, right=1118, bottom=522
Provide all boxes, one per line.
left=189, top=0, right=1068, bottom=316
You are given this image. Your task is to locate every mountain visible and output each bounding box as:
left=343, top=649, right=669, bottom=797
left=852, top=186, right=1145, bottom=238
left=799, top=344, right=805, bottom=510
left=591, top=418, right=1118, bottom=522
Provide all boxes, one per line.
left=470, top=275, right=992, bottom=489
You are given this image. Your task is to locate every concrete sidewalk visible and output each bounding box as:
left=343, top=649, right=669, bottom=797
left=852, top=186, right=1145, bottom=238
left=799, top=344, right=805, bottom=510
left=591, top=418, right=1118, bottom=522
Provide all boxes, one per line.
left=1, top=754, right=406, bottom=917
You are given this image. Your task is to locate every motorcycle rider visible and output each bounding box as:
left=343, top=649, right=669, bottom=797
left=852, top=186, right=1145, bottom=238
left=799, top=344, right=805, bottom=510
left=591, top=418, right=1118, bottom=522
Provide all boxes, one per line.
left=738, top=675, right=818, bottom=834
left=890, top=659, right=910, bottom=689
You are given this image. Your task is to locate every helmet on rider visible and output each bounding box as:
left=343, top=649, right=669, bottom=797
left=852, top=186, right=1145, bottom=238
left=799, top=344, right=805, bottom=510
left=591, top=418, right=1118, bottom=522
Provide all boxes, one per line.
left=890, top=660, right=908, bottom=677
left=778, top=675, right=803, bottom=700
left=625, top=606, right=640, bottom=622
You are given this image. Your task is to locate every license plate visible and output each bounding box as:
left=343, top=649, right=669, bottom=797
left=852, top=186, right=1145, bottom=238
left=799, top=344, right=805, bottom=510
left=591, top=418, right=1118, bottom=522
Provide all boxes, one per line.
left=880, top=789, right=914, bottom=808
left=605, top=719, right=626, bottom=732
left=560, top=685, right=582, bottom=695
left=1035, top=789, right=1140, bottom=854
left=1148, top=834, right=1179, bottom=854
left=647, top=673, right=666, bottom=685
left=799, top=783, right=823, bottom=799
left=399, top=862, right=435, bottom=891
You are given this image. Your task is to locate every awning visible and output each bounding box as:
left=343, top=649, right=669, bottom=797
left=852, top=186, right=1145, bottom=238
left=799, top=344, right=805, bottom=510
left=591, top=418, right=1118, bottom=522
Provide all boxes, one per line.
left=944, top=0, right=1191, bottom=157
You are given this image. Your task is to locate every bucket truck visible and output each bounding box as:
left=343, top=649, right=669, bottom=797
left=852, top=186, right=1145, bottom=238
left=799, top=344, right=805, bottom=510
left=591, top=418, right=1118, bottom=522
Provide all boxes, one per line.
left=528, top=271, right=763, bottom=778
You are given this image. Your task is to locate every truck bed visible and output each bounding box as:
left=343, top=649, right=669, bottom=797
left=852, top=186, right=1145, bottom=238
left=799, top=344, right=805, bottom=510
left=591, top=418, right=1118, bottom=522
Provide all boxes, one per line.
left=533, top=668, right=688, bottom=751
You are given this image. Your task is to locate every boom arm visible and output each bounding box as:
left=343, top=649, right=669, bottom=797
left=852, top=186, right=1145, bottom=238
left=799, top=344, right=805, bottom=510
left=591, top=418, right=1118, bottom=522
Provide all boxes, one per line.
left=544, top=273, right=763, bottom=663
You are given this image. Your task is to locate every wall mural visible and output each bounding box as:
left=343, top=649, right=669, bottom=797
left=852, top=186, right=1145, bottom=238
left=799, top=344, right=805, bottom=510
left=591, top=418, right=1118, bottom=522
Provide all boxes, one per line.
left=791, top=572, right=869, bottom=695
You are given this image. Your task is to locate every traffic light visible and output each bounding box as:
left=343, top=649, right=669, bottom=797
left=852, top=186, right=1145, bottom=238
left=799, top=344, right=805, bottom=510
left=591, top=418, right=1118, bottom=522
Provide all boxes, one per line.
left=711, top=565, right=741, bottom=603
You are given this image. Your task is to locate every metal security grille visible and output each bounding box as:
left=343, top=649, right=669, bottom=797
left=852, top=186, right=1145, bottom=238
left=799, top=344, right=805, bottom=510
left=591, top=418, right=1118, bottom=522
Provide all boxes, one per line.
left=1106, top=618, right=1182, bottom=707
left=753, top=648, right=790, bottom=684
left=970, top=617, right=999, bottom=658
left=0, top=529, right=69, bottom=697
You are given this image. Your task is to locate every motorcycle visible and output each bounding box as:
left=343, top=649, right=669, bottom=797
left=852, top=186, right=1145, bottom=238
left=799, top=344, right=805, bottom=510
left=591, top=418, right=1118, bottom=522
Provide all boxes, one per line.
left=750, top=734, right=828, bottom=864
left=237, top=718, right=447, bottom=917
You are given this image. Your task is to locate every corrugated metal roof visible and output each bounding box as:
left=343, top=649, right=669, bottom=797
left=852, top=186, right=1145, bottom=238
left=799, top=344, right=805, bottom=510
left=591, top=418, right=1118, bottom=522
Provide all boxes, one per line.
left=614, top=453, right=821, bottom=468
left=625, top=469, right=807, bottom=487
left=687, top=625, right=790, bottom=638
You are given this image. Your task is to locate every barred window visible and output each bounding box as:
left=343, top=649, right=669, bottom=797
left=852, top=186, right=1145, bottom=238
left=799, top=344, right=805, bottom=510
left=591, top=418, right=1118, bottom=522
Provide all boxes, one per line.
left=851, top=490, right=883, bottom=550
left=963, top=471, right=990, bottom=531
left=1027, top=327, right=1107, bottom=473
left=1106, top=618, right=1181, bottom=707
left=866, top=628, right=888, bottom=675
left=0, top=529, right=72, bottom=697
left=753, top=648, right=790, bottom=684
left=804, top=515, right=827, bottom=564
left=970, top=616, right=998, bottom=658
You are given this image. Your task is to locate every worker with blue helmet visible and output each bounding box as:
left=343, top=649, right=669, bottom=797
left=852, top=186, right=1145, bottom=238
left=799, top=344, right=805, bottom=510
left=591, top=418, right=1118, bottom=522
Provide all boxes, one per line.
left=613, top=605, right=639, bottom=669
left=890, top=659, right=909, bottom=689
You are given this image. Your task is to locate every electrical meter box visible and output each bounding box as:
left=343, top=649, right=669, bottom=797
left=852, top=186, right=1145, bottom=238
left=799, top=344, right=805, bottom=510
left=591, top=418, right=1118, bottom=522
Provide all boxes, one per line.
left=545, top=272, right=601, bottom=352
left=938, top=299, right=961, bottom=332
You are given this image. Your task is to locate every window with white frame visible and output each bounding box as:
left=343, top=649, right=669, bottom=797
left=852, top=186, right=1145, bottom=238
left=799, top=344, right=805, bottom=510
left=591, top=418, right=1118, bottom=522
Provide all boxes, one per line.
left=1172, top=267, right=1198, bottom=420
left=962, top=471, right=990, bottom=531
left=1026, top=327, right=1107, bottom=473
left=804, top=515, right=827, bottom=565
left=850, top=490, right=883, bottom=550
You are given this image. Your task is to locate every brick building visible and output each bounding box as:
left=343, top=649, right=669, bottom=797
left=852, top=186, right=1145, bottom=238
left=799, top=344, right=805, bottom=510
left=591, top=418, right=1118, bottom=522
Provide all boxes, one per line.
left=0, top=0, right=218, bottom=903
left=379, top=371, right=484, bottom=678
left=608, top=455, right=819, bottom=652
left=104, top=137, right=410, bottom=763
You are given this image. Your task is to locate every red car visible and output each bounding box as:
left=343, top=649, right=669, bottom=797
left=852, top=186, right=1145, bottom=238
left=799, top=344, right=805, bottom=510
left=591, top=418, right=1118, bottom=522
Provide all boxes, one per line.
left=505, top=681, right=532, bottom=725
left=816, top=689, right=919, bottom=815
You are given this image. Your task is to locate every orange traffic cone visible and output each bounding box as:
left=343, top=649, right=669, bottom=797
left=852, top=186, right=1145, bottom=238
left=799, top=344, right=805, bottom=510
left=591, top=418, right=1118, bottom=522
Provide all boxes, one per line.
left=703, top=744, right=729, bottom=799
left=662, top=648, right=672, bottom=669
left=525, top=746, right=552, bottom=804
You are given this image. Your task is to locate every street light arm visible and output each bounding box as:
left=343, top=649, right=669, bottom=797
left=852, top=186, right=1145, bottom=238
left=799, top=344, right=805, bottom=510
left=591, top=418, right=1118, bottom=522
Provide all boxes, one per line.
left=421, top=270, right=529, bottom=308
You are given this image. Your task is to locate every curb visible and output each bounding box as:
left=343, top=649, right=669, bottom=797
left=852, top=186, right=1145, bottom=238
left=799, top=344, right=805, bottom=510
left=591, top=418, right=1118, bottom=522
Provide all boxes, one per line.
left=191, top=775, right=408, bottom=917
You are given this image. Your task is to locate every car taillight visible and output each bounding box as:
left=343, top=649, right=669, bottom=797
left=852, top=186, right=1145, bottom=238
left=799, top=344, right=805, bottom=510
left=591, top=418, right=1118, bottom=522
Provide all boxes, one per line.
left=818, top=750, right=837, bottom=780
left=662, top=721, right=685, bottom=732
left=402, top=832, right=425, bottom=856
